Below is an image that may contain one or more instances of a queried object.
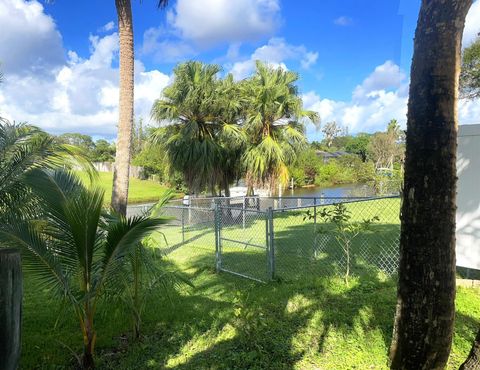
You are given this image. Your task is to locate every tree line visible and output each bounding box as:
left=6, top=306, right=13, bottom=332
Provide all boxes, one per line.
left=289, top=119, right=405, bottom=194
left=56, top=63, right=407, bottom=197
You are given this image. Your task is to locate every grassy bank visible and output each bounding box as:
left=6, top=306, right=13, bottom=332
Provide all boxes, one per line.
left=76, top=171, right=181, bottom=205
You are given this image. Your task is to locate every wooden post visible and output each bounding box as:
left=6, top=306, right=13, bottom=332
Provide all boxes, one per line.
left=0, top=249, right=22, bottom=370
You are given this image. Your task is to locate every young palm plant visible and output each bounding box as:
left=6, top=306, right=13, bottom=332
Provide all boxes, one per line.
left=109, top=190, right=192, bottom=340
left=0, top=169, right=166, bottom=369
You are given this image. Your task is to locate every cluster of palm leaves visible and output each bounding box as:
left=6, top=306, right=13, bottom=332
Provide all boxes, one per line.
left=151, top=60, right=319, bottom=195
left=0, top=120, right=94, bottom=223
left=0, top=121, right=186, bottom=369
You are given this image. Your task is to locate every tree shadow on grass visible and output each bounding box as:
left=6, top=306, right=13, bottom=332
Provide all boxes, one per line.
left=449, top=312, right=480, bottom=367
left=158, top=262, right=397, bottom=370
left=139, top=215, right=399, bottom=369
left=96, top=208, right=477, bottom=370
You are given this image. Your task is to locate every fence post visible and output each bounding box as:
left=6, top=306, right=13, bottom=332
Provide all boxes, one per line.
left=181, top=207, right=185, bottom=243
left=313, top=197, right=317, bottom=232
left=0, top=249, right=22, bottom=370
left=214, top=203, right=222, bottom=272
left=242, top=196, right=246, bottom=229
left=267, top=207, right=275, bottom=280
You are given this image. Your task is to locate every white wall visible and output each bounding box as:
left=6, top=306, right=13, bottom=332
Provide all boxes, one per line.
left=456, top=124, right=480, bottom=270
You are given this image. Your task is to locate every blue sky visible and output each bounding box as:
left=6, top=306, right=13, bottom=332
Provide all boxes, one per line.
left=0, top=0, right=479, bottom=140
left=46, top=0, right=413, bottom=100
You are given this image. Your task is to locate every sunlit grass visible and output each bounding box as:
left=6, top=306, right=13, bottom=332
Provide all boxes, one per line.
left=20, top=197, right=480, bottom=369
left=75, top=171, right=181, bottom=204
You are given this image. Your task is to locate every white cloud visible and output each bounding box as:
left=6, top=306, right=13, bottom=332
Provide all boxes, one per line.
left=463, top=0, right=480, bottom=46
left=353, top=60, right=407, bottom=100
left=304, top=89, right=408, bottom=136
left=459, top=98, right=480, bottom=125
left=140, top=26, right=196, bottom=62
left=0, top=2, right=170, bottom=138
left=304, top=62, right=409, bottom=135
left=334, top=16, right=353, bottom=26
left=141, top=0, right=282, bottom=63
left=304, top=60, right=480, bottom=139
left=229, top=38, right=318, bottom=79
left=99, top=21, right=115, bottom=32
left=0, top=0, right=64, bottom=75
left=168, top=0, right=281, bottom=46
left=301, top=52, right=319, bottom=69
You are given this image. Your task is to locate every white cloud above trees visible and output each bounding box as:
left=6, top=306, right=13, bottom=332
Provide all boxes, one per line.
left=2, top=0, right=480, bottom=140
left=0, top=1, right=170, bottom=138
left=333, top=16, right=353, bottom=26
left=463, top=0, right=480, bottom=46
left=0, top=0, right=64, bottom=75
left=167, top=0, right=281, bottom=46
left=99, top=21, right=115, bottom=33
left=352, top=61, right=407, bottom=101
left=304, top=60, right=480, bottom=140
left=140, top=0, right=282, bottom=62
left=228, top=38, right=318, bottom=80
left=140, top=26, right=197, bottom=63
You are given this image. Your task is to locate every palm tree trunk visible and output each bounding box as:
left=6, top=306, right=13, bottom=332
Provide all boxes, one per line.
left=112, top=0, right=134, bottom=215
left=460, top=328, right=480, bottom=369
left=82, top=316, right=96, bottom=369
left=223, top=176, right=231, bottom=197
left=389, top=1, right=472, bottom=369
left=82, top=344, right=95, bottom=370
left=0, top=249, right=22, bottom=370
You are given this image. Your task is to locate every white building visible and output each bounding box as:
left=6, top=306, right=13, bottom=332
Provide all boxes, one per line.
left=456, top=124, right=480, bottom=270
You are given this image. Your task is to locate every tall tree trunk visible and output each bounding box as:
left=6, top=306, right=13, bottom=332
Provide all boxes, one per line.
left=223, top=176, right=231, bottom=198
left=460, top=328, right=480, bottom=369
left=112, top=0, right=134, bottom=216
left=389, top=1, right=472, bottom=369
left=0, top=249, right=22, bottom=370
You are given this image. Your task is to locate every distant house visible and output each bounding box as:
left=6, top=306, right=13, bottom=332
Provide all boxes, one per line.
left=315, top=150, right=348, bottom=163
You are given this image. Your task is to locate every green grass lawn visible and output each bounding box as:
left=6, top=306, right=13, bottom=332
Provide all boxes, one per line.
left=76, top=171, right=181, bottom=204
left=20, top=198, right=480, bottom=369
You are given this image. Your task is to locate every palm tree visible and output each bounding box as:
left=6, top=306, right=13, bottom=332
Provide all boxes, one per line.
left=0, top=169, right=167, bottom=369
left=111, top=0, right=168, bottom=215
left=0, top=120, right=93, bottom=223
left=389, top=0, right=472, bottom=368
left=151, top=61, right=243, bottom=195
left=215, top=74, right=247, bottom=196
left=242, top=61, right=319, bottom=195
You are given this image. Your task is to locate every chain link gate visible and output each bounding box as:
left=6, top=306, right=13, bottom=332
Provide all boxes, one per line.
left=147, top=196, right=400, bottom=283
left=214, top=204, right=276, bottom=282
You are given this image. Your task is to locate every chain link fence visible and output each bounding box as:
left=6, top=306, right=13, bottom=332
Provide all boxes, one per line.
left=128, top=196, right=401, bottom=282
left=272, top=197, right=400, bottom=281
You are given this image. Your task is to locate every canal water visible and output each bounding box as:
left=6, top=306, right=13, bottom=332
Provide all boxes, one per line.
left=282, top=183, right=375, bottom=198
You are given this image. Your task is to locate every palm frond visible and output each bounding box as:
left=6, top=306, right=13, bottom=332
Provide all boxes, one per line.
left=97, top=215, right=167, bottom=292
left=0, top=222, right=71, bottom=298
